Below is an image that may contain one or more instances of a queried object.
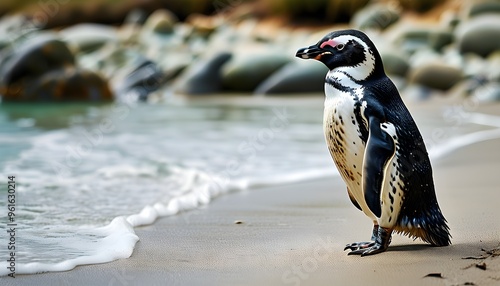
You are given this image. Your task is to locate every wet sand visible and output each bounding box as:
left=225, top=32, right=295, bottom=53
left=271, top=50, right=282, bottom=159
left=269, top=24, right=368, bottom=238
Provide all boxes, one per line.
left=6, top=103, right=500, bottom=286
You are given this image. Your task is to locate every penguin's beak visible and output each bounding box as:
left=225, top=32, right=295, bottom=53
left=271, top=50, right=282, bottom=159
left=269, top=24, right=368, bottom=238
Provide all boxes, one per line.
left=296, top=45, right=324, bottom=60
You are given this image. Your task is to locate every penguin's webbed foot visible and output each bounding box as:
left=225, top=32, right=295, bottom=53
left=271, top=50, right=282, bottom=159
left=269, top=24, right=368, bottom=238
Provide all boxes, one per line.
left=344, top=224, right=379, bottom=251
left=344, top=241, right=375, bottom=251
left=347, top=241, right=387, bottom=256
left=346, top=227, right=392, bottom=256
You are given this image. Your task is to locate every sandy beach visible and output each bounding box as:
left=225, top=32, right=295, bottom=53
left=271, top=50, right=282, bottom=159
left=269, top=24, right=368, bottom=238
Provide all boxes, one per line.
left=5, top=102, right=500, bottom=286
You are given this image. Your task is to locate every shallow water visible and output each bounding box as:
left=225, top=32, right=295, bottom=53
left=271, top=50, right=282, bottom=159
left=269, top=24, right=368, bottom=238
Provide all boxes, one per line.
left=0, top=96, right=498, bottom=275
left=0, top=97, right=335, bottom=274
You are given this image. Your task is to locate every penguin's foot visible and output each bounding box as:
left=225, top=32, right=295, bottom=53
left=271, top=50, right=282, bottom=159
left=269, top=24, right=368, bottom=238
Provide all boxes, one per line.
left=347, top=241, right=387, bottom=256
left=346, top=227, right=392, bottom=256
left=344, top=241, right=375, bottom=251
left=344, top=224, right=379, bottom=251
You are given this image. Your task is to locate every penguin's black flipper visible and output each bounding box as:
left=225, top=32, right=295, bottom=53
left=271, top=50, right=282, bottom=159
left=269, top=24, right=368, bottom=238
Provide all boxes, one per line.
left=362, top=116, right=395, bottom=218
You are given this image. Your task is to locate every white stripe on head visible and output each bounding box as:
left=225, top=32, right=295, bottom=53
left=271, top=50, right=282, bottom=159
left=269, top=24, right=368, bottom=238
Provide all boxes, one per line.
left=327, top=35, right=376, bottom=82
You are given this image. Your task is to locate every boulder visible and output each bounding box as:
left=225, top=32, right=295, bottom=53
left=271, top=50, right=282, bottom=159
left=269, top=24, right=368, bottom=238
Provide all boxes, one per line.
left=175, top=52, right=232, bottom=95
left=0, top=15, right=37, bottom=52
left=392, top=27, right=454, bottom=53
left=143, top=9, right=178, bottom=34
left=60, top=24, right=118, bottom=53
left=468, top=1, right=500, bottom=18
left=255, top=60, right=328, bottom=94
left=351, top=3, right=400, bottom=30
left=221, top=52, right=290, bottom=92
left=115, top=60, right=166, bottom=101
left=408, top=62, right=463, bottom=91
left=0, top=34, right=75, bottom=86
left=1, top=68, right=113, bottom=102
left=381, top=52, right=409, bottom=77
left=456, top=14, right=500, bottom=57
left=0, top=33, right=114, bottom=102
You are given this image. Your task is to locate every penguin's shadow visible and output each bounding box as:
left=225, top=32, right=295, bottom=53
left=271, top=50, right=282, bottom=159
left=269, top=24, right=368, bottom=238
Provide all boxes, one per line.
left=387, top=244, right=432, bottom=252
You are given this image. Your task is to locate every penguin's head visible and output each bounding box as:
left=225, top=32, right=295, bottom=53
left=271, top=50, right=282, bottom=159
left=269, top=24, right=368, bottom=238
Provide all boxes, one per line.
left=296, top=29, right=385, bottom=81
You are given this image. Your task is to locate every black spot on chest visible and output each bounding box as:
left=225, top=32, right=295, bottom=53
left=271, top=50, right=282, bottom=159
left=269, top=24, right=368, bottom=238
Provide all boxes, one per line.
left=326, top=108, right=365, bottom=182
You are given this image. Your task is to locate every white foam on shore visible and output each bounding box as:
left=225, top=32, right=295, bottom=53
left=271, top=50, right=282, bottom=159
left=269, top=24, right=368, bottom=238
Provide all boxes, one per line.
left=0, top=164, right=336, bottom=276
left=127, top=166, right=338, bottom=228
left=1, top=217, right=138, bottom=275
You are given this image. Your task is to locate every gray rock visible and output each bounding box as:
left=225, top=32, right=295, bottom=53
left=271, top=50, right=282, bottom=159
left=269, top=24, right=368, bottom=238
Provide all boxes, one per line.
left=428, top=31, right=454, bottom=51
left=254, top=60, right=328, bottom=94
left=468, top=1, right=500, bottom=18
left=124, top=9, right=149, bottom=25
left=221, top=53, right=290, bottom=92
left=143, top=9, right=178, bottom=34
left=456, top=14, right=500, bottom=57
left=0, top=34, right=75, bottom=86
left=381, top=52, right=409, bottom=77
left=0, top=15, right=41, bottom=51
left=60, top=24, right=118, bottom=53
left=1, top=68, right=113, bottom=102
left=351, top=3, right=399, bottom=30
left=175, top=52, right=232, bottom=95
left=116, top=60, right=166, bottom=101
left=408, top=62, right=463, bottom=91
left=392, top=27, right=454, bottom=53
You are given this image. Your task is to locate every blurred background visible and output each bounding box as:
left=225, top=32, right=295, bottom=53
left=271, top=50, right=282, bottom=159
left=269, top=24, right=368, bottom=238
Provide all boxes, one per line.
left=0, top=0, right=499, bottom=102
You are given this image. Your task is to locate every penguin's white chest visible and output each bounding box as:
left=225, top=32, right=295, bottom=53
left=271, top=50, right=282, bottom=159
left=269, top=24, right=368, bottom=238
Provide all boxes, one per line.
left=323, top=87, right=370, bottom=215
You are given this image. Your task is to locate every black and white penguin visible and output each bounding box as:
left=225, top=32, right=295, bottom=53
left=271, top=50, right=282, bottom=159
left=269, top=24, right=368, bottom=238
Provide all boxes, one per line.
left=296, top=29, right=451, bottom=256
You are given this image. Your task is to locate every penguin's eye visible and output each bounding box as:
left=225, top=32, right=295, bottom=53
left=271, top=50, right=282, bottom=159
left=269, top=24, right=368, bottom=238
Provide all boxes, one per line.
left=336, top=44, right=345, bottom=51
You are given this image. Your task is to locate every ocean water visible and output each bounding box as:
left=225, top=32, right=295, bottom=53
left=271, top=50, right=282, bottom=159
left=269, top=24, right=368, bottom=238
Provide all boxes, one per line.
left=0, top=96, right=499, bottom=276
left=0, top=97, right=334, bottom=275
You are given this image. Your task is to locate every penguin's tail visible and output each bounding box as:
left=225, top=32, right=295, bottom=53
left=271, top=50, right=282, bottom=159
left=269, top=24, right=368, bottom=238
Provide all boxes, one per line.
left=394, top=206, right=451, bottom=246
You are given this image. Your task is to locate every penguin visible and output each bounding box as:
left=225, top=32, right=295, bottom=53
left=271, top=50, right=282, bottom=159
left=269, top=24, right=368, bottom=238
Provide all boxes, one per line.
left=295, top=29, right=451, bottom=256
